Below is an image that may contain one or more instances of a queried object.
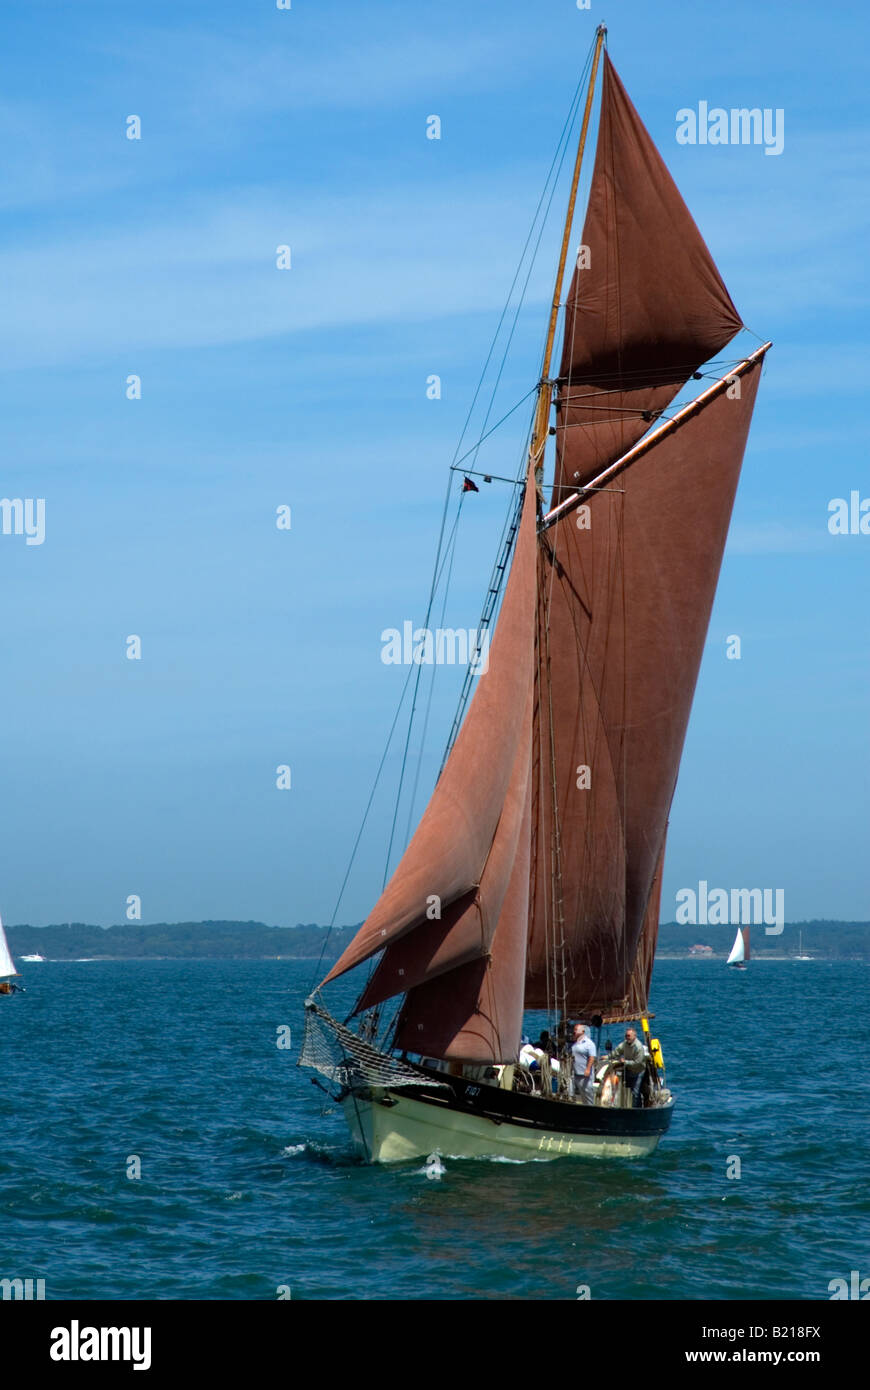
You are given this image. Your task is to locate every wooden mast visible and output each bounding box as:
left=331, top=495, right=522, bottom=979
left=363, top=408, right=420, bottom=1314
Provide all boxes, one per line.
left=527, top=27, right=606, bottom=1038
left=529, top=24, right=606, bottom=501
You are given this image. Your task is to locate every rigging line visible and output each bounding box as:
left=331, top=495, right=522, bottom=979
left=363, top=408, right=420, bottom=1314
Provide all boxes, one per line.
left=313, top=468, right=458, bottom=992
left=439, top=461, right=529, bottom=770
left=402, top=494, right=462, bottom=847
left=555, top=377, right=742, bottom=435
left=377, top=46, right=596, bottom=890
left=533, top=606, right=553, bottom=1027
left=382, top=996, right=406, bottom=1055
left=536, top=520, right=563, bottom=1025
left=456, top=467, right=526, bottom=486
left=439, top=401, right=536, bottom=771
left=423, top=486, right=467, bottom=607
left=558, top=362, right=752, bottom=415
left=540, top=451, right=623, bottom=1020
left=543, top=588, right=567, bottom=1024
left=555, top=355, right=747, bottom=387
left=549, top=484, right=625, bottom=495
left=307, top=652, right=420, bottom=994
left=470, top=44, right=595, bottom=478
left=449, top=386, right=538, bottom=472
left=466, top=40, right=594, bottom=489
left=537, top=499, right=562, bottom=1024
left=448, top=48, right=593, bottom=470
left=739, top=323, right=767, bottom=344
left=436, top=43, right=598, bottom=776
left=477, top=43, right=595, bottom=430
left=381, top=479, right=464, bottom=890
left=556, top=39, right=606, bottom=483
left=615, top=483, right=629, bottom=995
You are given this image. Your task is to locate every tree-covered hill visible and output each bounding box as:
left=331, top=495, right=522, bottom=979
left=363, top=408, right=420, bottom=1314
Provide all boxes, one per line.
left=5, top=919, right=869, bottom=960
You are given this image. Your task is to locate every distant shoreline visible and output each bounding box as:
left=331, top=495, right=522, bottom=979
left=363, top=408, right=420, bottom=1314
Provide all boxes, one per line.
left=12, top=953, right=854, bottom=965
left=6, top=919, right=868, bottom=963
left=655, top=953, right=834, bottom=961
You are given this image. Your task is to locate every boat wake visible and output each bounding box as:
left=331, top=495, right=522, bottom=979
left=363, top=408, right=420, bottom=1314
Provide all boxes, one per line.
left=281, top=1140, right=363, bottom=1169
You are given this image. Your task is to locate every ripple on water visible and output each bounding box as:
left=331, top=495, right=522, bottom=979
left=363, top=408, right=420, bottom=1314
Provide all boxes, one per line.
left=2, top=959, right=865, bottom=1299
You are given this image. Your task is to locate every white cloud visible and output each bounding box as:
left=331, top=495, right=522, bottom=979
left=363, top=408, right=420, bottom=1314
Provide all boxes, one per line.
left=0, top=176, right=556, bottom=369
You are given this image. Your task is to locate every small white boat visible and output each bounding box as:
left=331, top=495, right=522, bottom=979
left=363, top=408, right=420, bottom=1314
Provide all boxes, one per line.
left=20, top=953, right=45, bottom=963
left=0, top=914, right=23, bottom=995
left=794, top=930, right=813, bottom=961
left=726, top=926, right=749, bottom=969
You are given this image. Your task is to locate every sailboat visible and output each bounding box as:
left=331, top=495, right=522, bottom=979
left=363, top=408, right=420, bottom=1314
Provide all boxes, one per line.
left=726, top=926, right=749, bottom=970
left=794, top=930, right=813, bottom=961
left=0, top=914, right=23, bottom=996
left=301, top=28, right=770, bottom=1162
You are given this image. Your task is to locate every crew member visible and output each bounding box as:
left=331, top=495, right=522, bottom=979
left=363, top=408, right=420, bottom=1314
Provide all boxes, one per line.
left=611, top=1027, right=646, bottom=1107
left=570, top=1023, right=596, bottom=1104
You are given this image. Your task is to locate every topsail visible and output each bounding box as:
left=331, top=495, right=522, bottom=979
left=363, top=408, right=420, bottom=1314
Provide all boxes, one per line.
left=553, top=54, right=742, bottom=499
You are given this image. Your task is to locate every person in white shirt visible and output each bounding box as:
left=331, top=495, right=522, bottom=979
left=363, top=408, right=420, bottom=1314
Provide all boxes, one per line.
left=570, top=1023, right=597, bottom=1104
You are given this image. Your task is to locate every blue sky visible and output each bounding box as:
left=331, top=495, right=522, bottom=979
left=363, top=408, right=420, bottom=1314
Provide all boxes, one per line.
left=0, top=0, right=867, bottom=929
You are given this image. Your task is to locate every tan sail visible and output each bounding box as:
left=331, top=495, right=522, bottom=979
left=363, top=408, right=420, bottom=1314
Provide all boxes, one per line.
left=553, top=54, right=742, bottom=501
left=393, top=753, right=532, bottom=1062
left=322, top=469, right=538, bottom=988
left=313, top=39, right=768, bottom=1073
left=355, top=678, right=533, bottom=1012
left=623, top=832, right=666, bottom=1018
left=527, top=361, right=763, bottom=1015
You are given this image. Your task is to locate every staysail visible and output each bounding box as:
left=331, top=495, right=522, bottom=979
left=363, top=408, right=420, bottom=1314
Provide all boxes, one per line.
left=553, top=54, right=742, bottom=501
left=0, top=915, right=18, bottom=978
left=392, top=761, right=532, bottom=1062
left=321, top=471, right=538, bottom=1006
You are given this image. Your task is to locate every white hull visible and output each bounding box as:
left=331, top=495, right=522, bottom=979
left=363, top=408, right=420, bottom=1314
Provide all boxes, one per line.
left=341, top=1090, right=665, bottom=1164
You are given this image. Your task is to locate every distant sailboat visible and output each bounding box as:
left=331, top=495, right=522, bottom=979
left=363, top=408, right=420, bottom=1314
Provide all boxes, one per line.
left=301, top=28, right=769, bottom=1162
left=727, top=926, right=749, bottom=970
left=0, top=914, right=23, bottom=995
left=794, top=930, right=813, bottom=961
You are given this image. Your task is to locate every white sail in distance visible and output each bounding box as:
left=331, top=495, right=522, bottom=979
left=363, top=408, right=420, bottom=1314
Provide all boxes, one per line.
left=726, top=928, right=745, bottom=966
left=0, top=914, right=18, bottom=977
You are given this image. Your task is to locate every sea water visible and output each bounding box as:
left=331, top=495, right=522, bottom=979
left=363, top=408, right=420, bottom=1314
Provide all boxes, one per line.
left=1, top=958, right=866, bottom=1300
